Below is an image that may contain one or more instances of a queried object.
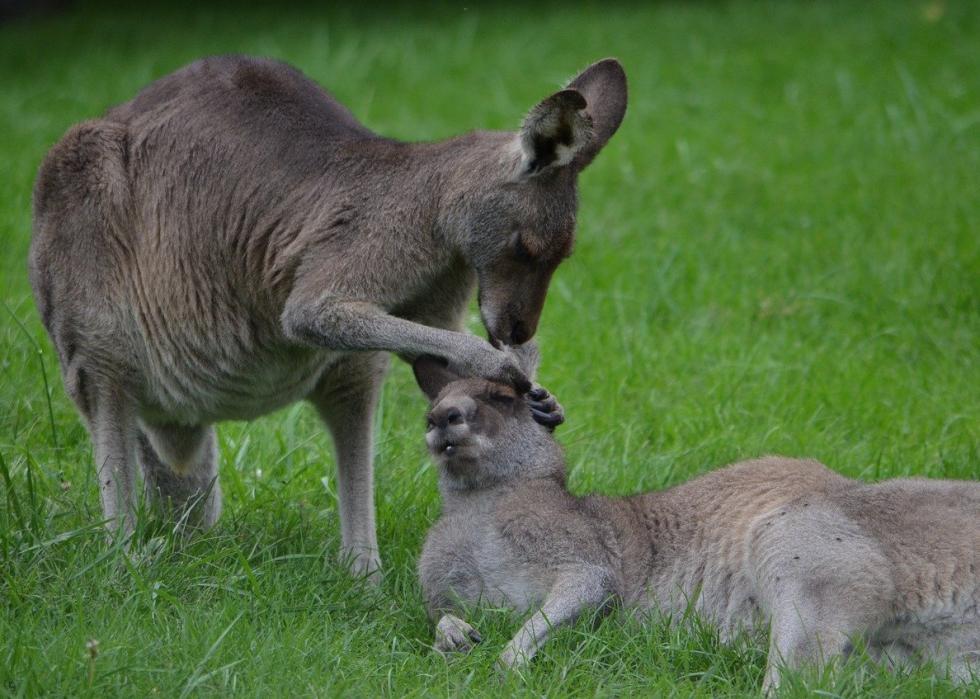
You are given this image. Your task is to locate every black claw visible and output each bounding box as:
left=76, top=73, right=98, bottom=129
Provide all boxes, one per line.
left=528, top=387, right=548, bottom=400
left=528, top=397, right=558, bottom=413
left=531, top=408, right=565, bottom=427
left=469, top=629, right=482, bottom=643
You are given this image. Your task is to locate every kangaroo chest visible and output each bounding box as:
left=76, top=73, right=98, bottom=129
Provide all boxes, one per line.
left=428, top=510, right=553, bottom=615
left=476, top=530, right=555, bottom=613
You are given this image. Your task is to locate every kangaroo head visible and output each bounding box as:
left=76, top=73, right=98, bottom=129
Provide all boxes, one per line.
left=448, top=59, right=628, bottom=346
left=412, top=350, right=564, bottom=490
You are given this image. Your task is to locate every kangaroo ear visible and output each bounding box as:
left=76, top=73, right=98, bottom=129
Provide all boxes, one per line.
left=566, top=58, right=628, bottom=169
left=413, top=356, right=461, bottom=401
left=518, top=88, right=592, bottom=176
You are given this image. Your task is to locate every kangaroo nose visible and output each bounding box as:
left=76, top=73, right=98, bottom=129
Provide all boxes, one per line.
left=509, top=320, right=530, bottom=345
left=445, top=407, right=463, bottom=425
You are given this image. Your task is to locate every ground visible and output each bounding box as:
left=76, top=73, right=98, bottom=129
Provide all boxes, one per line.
left=0, top=0, right=977, bottom=696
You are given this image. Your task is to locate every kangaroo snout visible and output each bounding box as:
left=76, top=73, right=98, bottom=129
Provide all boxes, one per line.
left=507, top=318, right=532, bottom=346
left=480, top=298, right=542, bottom=346
left=485, top=315, right=534, bottom=346
left=426, top=396, right=478, bottom=459
left=478, top=265, right=554, bottom=346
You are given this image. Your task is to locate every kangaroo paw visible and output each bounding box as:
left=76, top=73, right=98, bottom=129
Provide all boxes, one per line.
left=434, top=614, right=482, bottom=654
left=527, top=385, right=565, bottom=430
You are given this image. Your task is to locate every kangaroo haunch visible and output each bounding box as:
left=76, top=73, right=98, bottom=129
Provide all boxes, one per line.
left=29, top=56, right=627, bottom=578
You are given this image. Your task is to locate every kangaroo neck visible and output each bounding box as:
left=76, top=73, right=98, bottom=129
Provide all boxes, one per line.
left=438, top=470, right=567, bottom=516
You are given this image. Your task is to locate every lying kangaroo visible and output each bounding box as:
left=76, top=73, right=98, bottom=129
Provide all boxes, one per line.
left=28, top=56, right=626, bottom=577
left=413, top=356, right=979, bottom=690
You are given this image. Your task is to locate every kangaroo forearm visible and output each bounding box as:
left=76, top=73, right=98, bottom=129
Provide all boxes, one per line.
left=283, top=293, right=531, bottom=389
left=425, top=595, right=462, bottom=623
left=282, top=297, right=473, bottom=359
left=498, top=570, right=615, bottom=668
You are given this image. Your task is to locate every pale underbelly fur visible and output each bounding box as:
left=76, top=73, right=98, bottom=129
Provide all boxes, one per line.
left=138, top=343, right=343, bottom=426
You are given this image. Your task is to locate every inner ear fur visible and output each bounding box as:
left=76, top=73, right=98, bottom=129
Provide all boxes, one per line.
left=518, top=58, right=628, bottom=176
left=412, top=356, right=461, bottom=401
left=519, top=89, right=592, bottom=176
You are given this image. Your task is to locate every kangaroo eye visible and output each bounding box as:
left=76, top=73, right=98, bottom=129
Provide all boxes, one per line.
left=425, top=416, right=435, bottom=430
left=490, top=391, right=516, bottom=406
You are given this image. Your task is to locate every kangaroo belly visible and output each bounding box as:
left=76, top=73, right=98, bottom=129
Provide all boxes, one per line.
left=640, top=555, right=766, bottom=640
left=136, top=325, right=340, bottom=425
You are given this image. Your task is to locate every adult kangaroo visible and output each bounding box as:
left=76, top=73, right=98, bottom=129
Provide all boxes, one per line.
left=413, top=355, right=980, bottom=690
left=28, top=55, right=627, bottom=579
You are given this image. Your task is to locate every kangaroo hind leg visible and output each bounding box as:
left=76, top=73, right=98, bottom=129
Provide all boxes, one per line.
left=309, top=352, right=390, bottom=583
left=751, top=506, right=894, bottom=693
left=138, top=422, right=222, bottom=533
left=86, top=386, right=140, bottom=542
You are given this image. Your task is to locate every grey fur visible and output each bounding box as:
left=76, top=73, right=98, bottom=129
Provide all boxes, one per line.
left=28, top=55, right=628, bottom=578
left=414, top=365, right=980, bottom=689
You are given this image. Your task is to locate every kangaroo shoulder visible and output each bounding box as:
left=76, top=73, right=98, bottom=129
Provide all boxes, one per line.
left=494, top=486, right=606, bottom=563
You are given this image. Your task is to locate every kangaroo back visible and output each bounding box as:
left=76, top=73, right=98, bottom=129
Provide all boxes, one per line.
left=109, top=55, right=374, bottom=146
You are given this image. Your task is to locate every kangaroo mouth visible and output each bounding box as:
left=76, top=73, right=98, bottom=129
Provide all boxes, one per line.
left=433, top=438, right=478, bottom=464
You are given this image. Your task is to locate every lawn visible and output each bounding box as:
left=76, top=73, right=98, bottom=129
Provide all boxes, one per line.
left=1, top=0, right=978, bottom=696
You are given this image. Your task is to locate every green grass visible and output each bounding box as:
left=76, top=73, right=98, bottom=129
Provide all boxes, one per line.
left=1, top=0, right=978, bottom=695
